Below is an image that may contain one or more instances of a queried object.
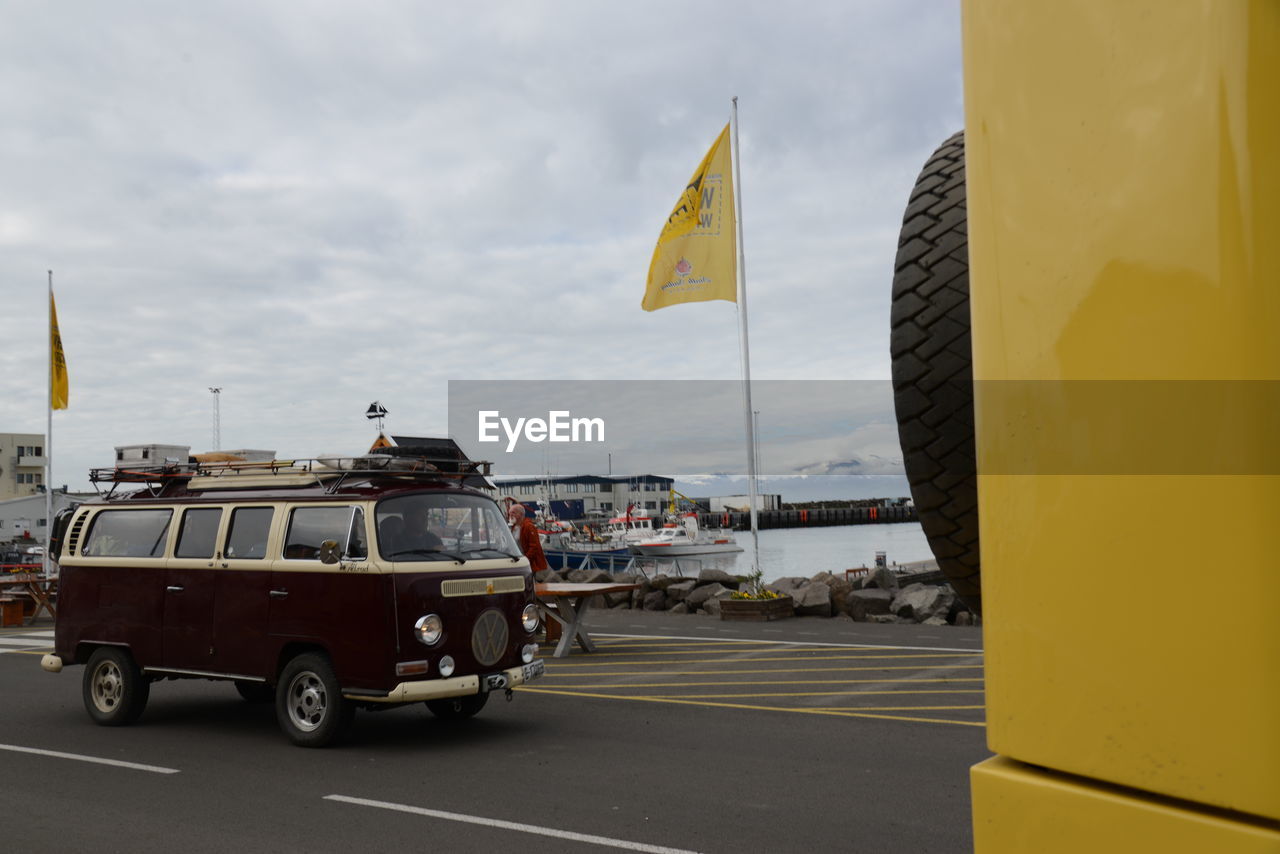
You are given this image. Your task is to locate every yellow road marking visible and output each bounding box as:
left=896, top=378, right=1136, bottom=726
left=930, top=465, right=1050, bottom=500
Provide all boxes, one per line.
left=574, top=648, right=983, bottom=658
left=546, top=652, right=982, bottom=667
left=538, top=677, right=985, bottom=689
left=520, top=686, right=985, bottom=728
left=645, top=687, right=983, bottom=698
left=542, top=664, right=986, bottom=677
left=808, top=705, right=986, bottom=712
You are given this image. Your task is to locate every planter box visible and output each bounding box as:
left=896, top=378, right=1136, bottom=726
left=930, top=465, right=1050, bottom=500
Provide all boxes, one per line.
left=720, top=595, right=794, bottom=622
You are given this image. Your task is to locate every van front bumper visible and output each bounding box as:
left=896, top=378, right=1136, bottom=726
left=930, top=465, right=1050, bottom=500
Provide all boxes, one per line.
left=343, top=659, right=545, bottom=703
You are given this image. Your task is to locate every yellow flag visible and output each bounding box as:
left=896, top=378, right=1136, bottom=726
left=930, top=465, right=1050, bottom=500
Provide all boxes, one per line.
left=643, top=123, right=737, bottom=311
left=50, top=291, right=69, bottom=410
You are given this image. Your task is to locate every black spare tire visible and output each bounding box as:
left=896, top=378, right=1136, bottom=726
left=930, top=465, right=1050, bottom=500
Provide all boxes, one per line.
left=890, top=131, right=981, bottom=614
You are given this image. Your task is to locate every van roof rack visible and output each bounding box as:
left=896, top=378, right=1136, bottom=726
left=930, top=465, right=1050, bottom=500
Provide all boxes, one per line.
left=89, top=453, right=494, bottom=498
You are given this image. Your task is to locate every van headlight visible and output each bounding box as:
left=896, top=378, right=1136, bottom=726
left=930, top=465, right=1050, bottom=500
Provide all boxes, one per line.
left=414, top=614, right=443, bottom=646
left=521, top=603, right=539, bottom=632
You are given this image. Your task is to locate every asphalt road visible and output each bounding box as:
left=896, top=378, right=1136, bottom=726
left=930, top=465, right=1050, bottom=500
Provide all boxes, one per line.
left=1, top=612, right=989, bottom=853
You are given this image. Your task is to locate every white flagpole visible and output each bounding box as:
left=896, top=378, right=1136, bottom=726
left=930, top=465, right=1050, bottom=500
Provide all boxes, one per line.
left=730, top=97, right=761, bottom=576
left=45, top=270, right=54, bottom=577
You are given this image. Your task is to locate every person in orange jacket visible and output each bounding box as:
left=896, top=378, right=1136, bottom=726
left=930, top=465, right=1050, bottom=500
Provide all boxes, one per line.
left=507, top=502, right=548, bottom=574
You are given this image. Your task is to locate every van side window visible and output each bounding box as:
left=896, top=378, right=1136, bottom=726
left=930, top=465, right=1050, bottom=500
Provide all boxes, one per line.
left=226, top=507, right=273, bottom=560
left=284, top=507, right=367, bottom=561
left=176, top=508, right=223, bottom=558
left=81, top=510, right=173, bottom=557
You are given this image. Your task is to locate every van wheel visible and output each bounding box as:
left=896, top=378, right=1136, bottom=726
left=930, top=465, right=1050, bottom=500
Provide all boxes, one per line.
left=234, top=680, right=274, bottom=704
left=83, top=647, right=150, bottom=726
left=276, top=653, right=354, bottom=747
left=891, top=130, right=981, bottom=614
left=426, top=693, right=489, bottom=720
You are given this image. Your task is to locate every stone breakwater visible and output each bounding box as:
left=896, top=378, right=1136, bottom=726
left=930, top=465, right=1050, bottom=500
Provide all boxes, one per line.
left=533, top=566, right=979, bottom=626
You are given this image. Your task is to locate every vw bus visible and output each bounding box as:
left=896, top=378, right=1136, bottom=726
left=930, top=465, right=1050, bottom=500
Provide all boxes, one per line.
left=42, top=451, right=544, bottom=747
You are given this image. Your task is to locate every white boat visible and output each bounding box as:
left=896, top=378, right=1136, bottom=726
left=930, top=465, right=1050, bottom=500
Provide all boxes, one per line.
left=628, top=514, right=743, bottom=556
left=601, top=507, right=660, bottom=546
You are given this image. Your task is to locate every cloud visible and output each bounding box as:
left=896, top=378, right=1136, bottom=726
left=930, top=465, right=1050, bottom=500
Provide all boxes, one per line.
left=0, top=1, right=961, bottom=493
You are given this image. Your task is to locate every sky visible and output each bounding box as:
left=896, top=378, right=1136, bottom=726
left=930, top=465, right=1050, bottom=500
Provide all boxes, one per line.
left=0, top=1, right=963, bottom=500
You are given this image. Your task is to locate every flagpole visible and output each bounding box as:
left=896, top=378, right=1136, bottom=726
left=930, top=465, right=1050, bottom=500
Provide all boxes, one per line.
left=45, top=270, right=54, bottom=577
left=729, top=97, right=761, bottom=576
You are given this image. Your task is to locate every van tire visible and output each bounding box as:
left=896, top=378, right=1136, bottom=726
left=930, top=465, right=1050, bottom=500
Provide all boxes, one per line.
left=235, top=680, right=275, bottom=704
left=425, top=692, right=489, bottom=720
left=83, top=647, right=150, bottom=726
left=276, top=653, right=354, bottom=747
left=891, top=130, right=981, bottom=614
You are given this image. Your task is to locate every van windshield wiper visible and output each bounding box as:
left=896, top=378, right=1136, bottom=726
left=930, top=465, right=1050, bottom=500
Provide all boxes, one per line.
left=386, top=548, right=468, bottom=562
left=462, top=547, right=522, bottom=560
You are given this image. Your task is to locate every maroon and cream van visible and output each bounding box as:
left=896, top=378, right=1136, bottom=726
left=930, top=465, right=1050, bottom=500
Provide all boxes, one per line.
left=42, top=452, right=544, bottom=747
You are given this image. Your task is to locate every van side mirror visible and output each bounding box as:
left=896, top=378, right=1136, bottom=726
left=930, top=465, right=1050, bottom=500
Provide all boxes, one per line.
left=318, top=540, right=341, bottom=564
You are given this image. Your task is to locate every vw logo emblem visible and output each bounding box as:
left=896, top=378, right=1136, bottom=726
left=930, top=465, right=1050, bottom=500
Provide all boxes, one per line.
left=472, top=609, right=508, bottom=666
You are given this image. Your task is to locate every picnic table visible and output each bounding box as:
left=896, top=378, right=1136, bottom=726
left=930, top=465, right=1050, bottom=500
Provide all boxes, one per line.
left=0, top=572, right=57, bottom=625
left=534, top=582, right=639, bottom=658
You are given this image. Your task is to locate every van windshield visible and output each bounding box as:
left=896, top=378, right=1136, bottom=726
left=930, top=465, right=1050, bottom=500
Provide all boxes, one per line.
left=376, top=494, right=521, bottom=562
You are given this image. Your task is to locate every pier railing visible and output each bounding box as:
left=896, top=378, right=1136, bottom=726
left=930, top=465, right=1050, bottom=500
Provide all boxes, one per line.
left=699, top=505, right=917, bottom=531
left=543, top=551, right=704, bottom=579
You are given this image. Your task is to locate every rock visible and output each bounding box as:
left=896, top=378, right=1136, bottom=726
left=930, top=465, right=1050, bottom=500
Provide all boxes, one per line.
left=768, top=576, right=809, bottom=595
left=866, top=566, right=899, bottom=593
left=703, top=596, right=726, bottom=617
left=642, top=590, right=667, bottom=611
left=868, top=613, right=898, bottom=624
left=536, top=569, right=563, bottom=583
left=791, top=582, right=832, bottom=617
left=696, top=568, right=739, bottom=586
left=567, top=568, right=613, bottom=584
left=890, top=583, right=956, bottom=623
left=954, top=611, right=973, bottom=626
left=922, top=616, right=948, bottom=626
left=846, top=588, right=893, bottom=621
left=630, top=579, right=652, bottom=608
left=666, top=580, right=698, bottom=602
left=813, top=572, right=854, bottom=616
left=669, top=601, right=690, bottom=615
left=686, top=582, right=729, bottom=609
left=605, top=590, right=633, bottom=607
left=648, top=574, right=684, bottom=591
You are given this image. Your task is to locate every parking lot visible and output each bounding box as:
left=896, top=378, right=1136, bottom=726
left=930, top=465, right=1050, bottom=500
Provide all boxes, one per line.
left=529, top=635, right=985, bottom=729
left=1, top=614, right=988, bottom=852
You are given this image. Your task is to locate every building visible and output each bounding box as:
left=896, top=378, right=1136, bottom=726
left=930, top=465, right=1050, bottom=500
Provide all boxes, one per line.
left=0, top=432, right=48, bottom=501
left=0, top=491, right=90, bottom=548
left=493, top=474, right=674, bottom=518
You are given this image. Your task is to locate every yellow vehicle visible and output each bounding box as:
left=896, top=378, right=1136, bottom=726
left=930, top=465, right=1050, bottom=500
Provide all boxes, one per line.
left=892, top=2, right=1279, bottom=849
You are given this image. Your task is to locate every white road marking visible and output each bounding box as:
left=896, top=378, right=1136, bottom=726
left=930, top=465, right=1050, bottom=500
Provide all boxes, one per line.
left=325, top=795, right=701, bottom=854
left=0, top=744, right=180, bottom=774
left=0, top=637, right=43, bottom=646
left=592, top=632, right=983, bottom=654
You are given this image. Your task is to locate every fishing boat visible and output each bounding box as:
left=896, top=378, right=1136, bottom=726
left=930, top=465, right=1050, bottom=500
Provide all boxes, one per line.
left=601, top=506, right=660, bottom=545
left=628, top=514, right=743, bottom=556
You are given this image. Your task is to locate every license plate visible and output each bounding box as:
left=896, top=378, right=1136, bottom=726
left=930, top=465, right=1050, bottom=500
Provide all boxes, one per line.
left=522, top=660, right=545, bottom=682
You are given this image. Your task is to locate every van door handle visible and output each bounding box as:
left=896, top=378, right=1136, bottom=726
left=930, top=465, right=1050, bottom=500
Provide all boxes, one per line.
left=166, top=585, right=184, bottom=593
left=269, top=589, right=288, bottom=599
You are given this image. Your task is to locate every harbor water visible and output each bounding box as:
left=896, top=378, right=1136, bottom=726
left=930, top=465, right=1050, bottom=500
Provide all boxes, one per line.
left=661, top=521, right=934, bottom=584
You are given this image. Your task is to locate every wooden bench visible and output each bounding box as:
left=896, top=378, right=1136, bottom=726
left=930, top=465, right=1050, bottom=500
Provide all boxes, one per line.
left=0, top=573, right=57, bottom=625
left=534, top=582, right=639, bottom=658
